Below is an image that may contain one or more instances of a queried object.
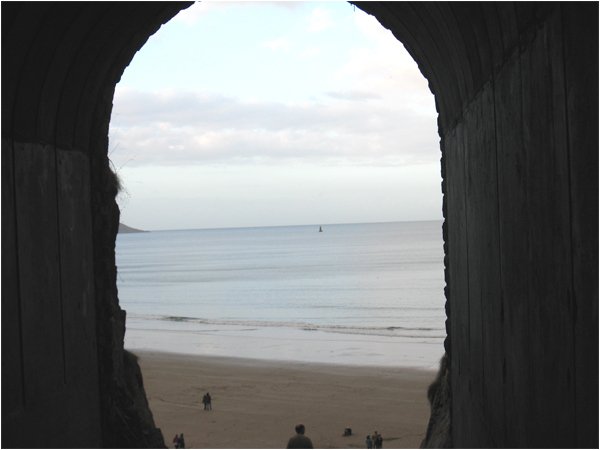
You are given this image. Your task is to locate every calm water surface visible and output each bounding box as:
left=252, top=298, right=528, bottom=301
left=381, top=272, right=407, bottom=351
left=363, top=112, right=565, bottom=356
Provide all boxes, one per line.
left=116, top=221, right=446, bottom=368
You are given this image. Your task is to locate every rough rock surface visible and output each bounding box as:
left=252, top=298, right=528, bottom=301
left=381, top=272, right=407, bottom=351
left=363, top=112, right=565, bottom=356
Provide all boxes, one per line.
left=420, top=354, right=452, bottom=448
left=93, top=161, right=165, bottom=448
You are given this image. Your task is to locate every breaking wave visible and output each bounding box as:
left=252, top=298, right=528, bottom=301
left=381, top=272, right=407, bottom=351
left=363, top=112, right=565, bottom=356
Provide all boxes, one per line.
left=127, top=314, right=445, bottom=339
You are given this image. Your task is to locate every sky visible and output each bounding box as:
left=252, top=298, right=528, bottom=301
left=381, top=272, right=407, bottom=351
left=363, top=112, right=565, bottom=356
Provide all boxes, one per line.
left=109, top=1, right=441, bottom=231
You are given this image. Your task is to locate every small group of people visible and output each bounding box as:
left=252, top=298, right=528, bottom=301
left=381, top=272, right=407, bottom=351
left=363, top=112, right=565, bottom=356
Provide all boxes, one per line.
left=172, top=433, right=185, bottom=449
left=287, top=423, right=382, bottom=449
left=202, top=392, right=212, bottom=410
left=366, top=431, right=383, bottom=449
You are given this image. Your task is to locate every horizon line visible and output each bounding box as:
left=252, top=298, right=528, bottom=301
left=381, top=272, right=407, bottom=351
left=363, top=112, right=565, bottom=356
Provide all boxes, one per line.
left=119, top=218, right=444, bottom=234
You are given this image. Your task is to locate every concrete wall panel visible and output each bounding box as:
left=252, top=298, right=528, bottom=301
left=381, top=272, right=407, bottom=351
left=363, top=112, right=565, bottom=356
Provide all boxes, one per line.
left=463, top=85, right=504, bottom=448
left=11, top=5, right=81, bottom=143
left=562, top=4, right=600, bottom=447
left=493, top=47, right=530, bottom=448
left=56, top=150, right=98, bottom=387
left=14, top=143, right=65, bottom=401
left=494, top=3, right=519, bottom=58
left=1, top=137, right=24, bottom=413
left=1, top=3, right=52, bottom=141
left=432, top=3, right=477, bottom=101
left=36, top=3, right=108, bottom=144
left=519, top=10, right=576, bottom=447
left=478, top=4, right=505, bottom=74
left=4, top=383, right=102, bottom=448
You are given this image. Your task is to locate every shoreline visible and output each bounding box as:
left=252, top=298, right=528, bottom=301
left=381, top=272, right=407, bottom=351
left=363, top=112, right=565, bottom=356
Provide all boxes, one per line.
left=133, top=349, right=435, bottom=449
left=124, top=319, right=446, bottom=371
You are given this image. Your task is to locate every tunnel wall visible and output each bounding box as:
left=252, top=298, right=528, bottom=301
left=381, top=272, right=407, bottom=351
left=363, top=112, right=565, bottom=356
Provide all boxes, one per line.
left=2, top=2, right=598, bottom=448
left=1, top=3, right=191, bottom=448
left=444, top=11, right=593, bottom=445
left=355, top=2, right=598, bottom=447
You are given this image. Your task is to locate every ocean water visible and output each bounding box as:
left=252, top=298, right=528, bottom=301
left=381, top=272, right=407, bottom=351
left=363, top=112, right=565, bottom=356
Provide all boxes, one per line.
left=116, top=221, right=446, bottom=370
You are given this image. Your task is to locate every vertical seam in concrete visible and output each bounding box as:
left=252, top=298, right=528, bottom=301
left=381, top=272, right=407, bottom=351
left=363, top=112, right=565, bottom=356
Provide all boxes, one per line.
left=558, top=4, right=577, bottom=444
left=491, top=3, right=506, bottom=68
left=8, top=11, right=50, bottom=406
left=461, top=126, right=471, bottom=360
left=491, top=69, right=507, bottom=449
left=54, top=5, right=114, bottom=149
left=457, top=115, right=471, bottom=449
left=36, top=7, right=81, bottom=386
left=50, top=7, right=93, bottom=388
left=10, top=9, right=45, bottom=144
left=35, top=7, right=82, bottom=142
left=10, top=140, right=27, bottom=407
left=54, top=146, right=68, bottom=385
left=447, top=5, right=476, bottom=102
left=517, top=40, right=534, bottom=449
left=397, top=3, right=448, bottom=118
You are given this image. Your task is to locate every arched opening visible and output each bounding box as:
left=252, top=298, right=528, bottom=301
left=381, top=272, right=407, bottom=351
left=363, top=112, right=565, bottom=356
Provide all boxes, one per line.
left=2, top=2, right=596, bottom=448
left=111, top=3, right=445, bottom=447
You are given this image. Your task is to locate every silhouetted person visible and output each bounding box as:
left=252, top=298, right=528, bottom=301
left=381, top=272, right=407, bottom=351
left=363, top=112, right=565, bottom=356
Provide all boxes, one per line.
left=203, top=392, right=212, bottom=410
left=373, top=431, right=382, bottom=449
left=173, top=434, right=179, bottom=448
left=178, top=434, right=185, bottom=449
left=366, top=435, right=373, bottom=449
left=286, top=423, right=313, bottom=449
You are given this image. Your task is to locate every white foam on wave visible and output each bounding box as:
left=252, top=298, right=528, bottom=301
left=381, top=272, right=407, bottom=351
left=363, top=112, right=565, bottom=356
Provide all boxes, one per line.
left=124, top=315, right=446, bottom=370
left=126, top=313, right=446, bottom=339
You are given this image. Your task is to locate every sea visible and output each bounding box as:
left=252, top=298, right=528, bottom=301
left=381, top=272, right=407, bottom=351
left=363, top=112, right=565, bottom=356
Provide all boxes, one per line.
left=116, top=221, right=446, bottom=370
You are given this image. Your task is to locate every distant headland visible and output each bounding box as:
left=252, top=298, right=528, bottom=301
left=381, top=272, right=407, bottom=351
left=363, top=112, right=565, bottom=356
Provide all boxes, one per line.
left=118, top=223, right=148, bottom=234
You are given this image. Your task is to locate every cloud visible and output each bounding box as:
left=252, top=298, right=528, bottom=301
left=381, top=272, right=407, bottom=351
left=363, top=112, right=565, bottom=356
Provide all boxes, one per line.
left=308, top=6, right=333, bottom=32
left=112, top=2, right=442, bottom=229
left=173, top=2, right=303, bottom=26
left=325, top=90, right=381, bottom=101
left=172, top=2, right=213, bottom=26
left=262, top=37, right=291, bottom=52
left=110, top=4, right=439, bottom=172
left=324, top=8, right=434, bottom=111
left=354, top=7, right=394, bottom=41
left=301, top=46, right=321, bottom=59
left=109, top=87, right=439, bottom=169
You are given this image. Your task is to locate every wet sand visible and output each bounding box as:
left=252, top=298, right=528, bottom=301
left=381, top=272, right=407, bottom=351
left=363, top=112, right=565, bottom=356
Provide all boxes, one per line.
left=134, top=350, right=435, bottom=449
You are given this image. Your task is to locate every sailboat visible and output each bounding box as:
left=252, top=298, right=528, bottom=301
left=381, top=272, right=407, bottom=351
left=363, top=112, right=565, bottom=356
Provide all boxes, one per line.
left=319, top=226, right=323, bottom=232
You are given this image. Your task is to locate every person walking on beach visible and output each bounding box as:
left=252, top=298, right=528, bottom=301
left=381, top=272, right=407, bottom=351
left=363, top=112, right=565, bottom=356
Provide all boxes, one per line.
left=173, top=435, right=179, bottom=449
left=203, top=392, right=212, bottom=410
left=286, top=423, right=313, bottom=449
left=178, top=434, right=185, bottom=449
left=373, top=431, right=383, bottom=449
left=366, top=435, right=373, bottom=449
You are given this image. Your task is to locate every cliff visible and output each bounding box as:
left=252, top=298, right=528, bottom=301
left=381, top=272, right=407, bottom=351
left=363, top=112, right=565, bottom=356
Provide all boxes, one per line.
left=118, top=223, right=148, bottom=234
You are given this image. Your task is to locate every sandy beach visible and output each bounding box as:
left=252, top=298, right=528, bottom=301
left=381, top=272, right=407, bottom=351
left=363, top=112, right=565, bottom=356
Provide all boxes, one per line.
left=134, top=350, right=435, bottom=449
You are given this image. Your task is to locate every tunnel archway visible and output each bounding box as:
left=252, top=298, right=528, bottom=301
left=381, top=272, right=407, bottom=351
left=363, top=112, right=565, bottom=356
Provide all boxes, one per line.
left=2, top=2, right=597, bottom=448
